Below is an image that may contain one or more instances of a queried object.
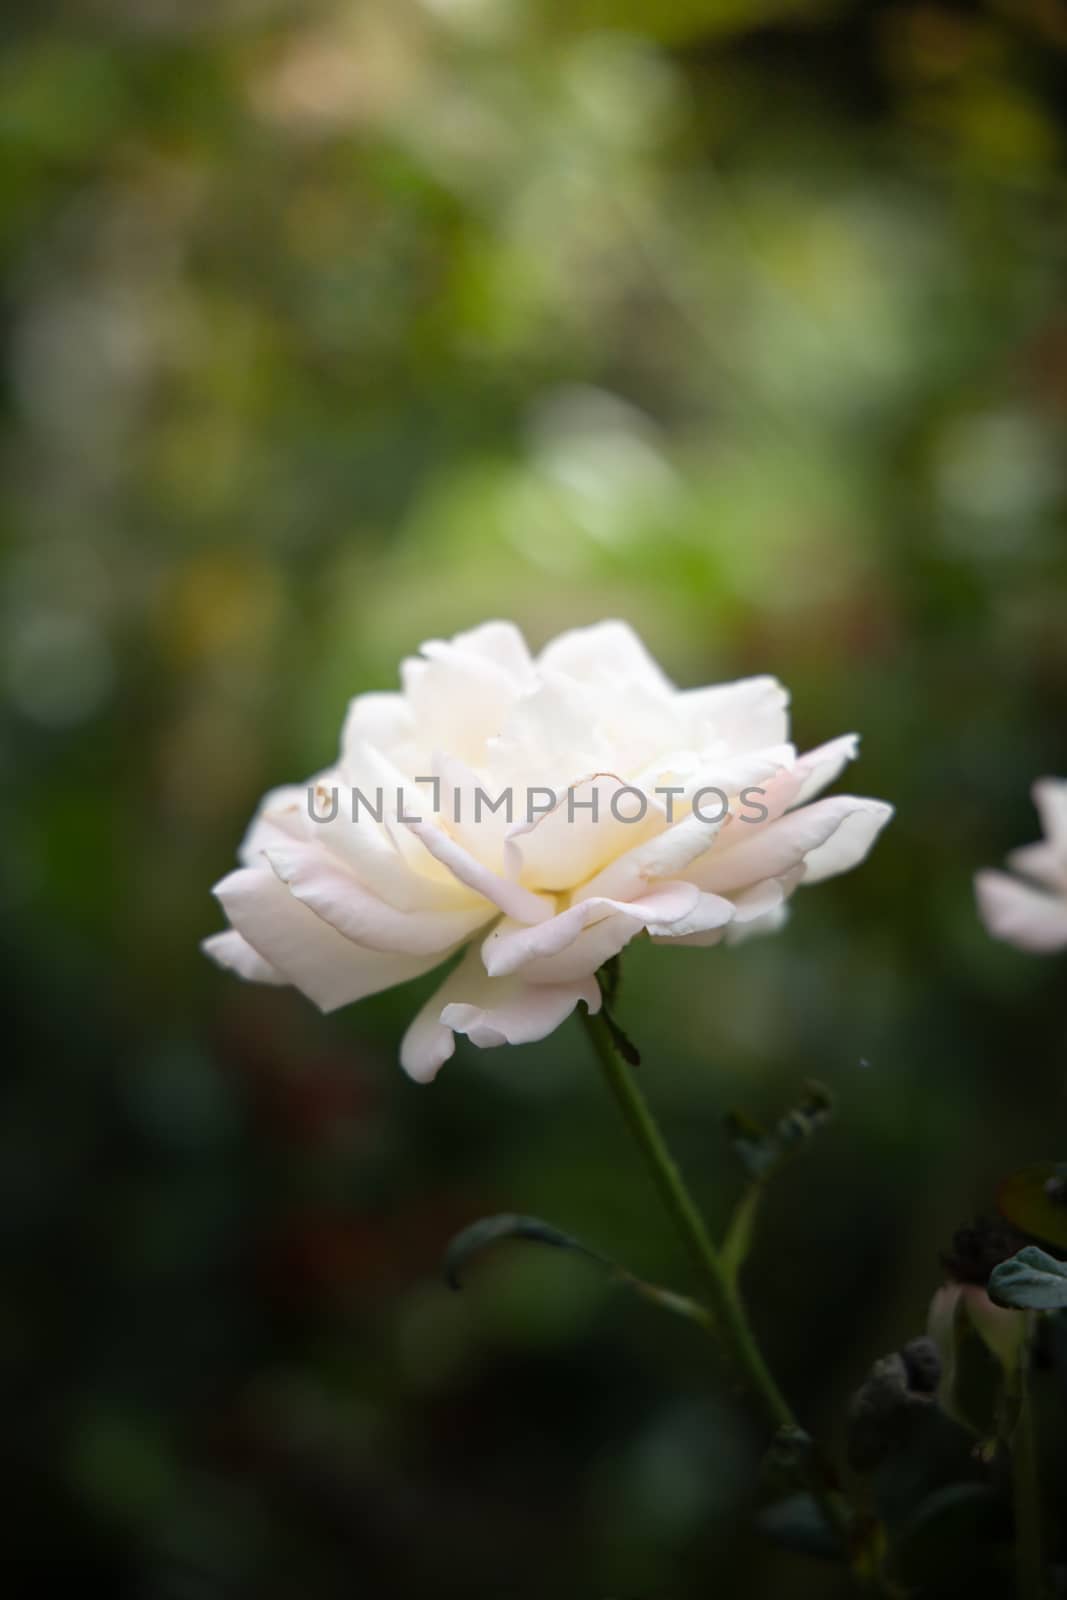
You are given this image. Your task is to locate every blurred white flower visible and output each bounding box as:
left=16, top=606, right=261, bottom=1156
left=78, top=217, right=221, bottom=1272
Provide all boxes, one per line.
left=976, top=778, right=1067, bottom=953
left=204, top=620, right=891, bottom=1081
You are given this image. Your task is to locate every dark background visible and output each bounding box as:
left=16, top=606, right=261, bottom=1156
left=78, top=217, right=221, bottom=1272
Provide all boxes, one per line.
left=3, top=0, right=1067, bottom=1594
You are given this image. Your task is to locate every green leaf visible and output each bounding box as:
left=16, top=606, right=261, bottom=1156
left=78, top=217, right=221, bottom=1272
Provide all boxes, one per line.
left=988, top=1245, right=1067, bottom=1311
left=997, top=1163, right=1067, bottom=1251
left=442, top=1212, right=713, bottom=1331
left=444, top=1213, right=599, bottom=1290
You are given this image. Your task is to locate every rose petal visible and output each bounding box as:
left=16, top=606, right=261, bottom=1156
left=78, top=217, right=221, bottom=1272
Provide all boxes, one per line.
left=399, top=943, right=601, bottom=1083
left=213, top=866, right=446, bottom=1012
left=790, top=734, right=860, bottom=808
left=504, top=772, right=666, bottom=894
left=482, top=881, right=699, bottom=979
left=264, top=840, right=493, bottom=955
left=693, top=796, right=892, bottom=894
left=407, top=818, right=555, bottom=925
left=677, top=676, right=789, bottom=752
left=537, top=619, right=674, bottom=694
left=201, top=929, right=286, bottom=985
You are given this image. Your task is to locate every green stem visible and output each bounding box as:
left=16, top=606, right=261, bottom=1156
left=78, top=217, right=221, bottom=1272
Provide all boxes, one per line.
left=1012, top=1323, right=1045, bottom=1600
left=581, top=1005, right=893, bottom=1587
left=582, top=1006, right=794, bottom=1431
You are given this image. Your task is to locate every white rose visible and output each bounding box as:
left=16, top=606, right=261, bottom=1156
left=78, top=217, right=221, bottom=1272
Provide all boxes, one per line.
left=204, top=620, right=892, bottom=1081
left=975, top=778, right=1067, bottom=953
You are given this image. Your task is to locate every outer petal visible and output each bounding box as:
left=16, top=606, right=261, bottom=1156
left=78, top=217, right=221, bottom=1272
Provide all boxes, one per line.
left=975, top=869, right=1067, bottom=953
left=693, top=796, right=892, bottom=895
left=430, top=620, right=535, bottom=685
left=263, top=840, right=493, bottom=955
left=402, top=640, right=524, bottom=767
left=238, top=783, right=309, bottom=866
left=651, top=876, right=794, bottom=949
left=481, top=881, right=699, bottom=979
left=537, top=619, right=674, bottom=694
left=399, top=944, right=601, bottom=1084
left=677, top=676, right=789, bottom=752
left=213, top=866, right=446, bottom=1012
left=201, top=929, right=286, bottom=985
left=800, top=798, right=894, bottom=883
left=304, top=782, right=479, bottom=912
left=577, top=808, right=730, bottom=904
left=341, top=693, right=417, bottom=769
left=790, top=734, right=860, bottom=808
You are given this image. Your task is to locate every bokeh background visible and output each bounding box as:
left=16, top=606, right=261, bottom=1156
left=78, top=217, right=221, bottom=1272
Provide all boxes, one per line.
left=3, top=0, right=1067, bottom=1594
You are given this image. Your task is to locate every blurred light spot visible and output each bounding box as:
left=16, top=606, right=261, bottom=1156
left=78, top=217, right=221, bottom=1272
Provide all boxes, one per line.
left=936, top=411, right=1061, bottom=547
left=420, top=0, right=523, bottom=39
left=159, top=551, right=282, bottom=666
left=249, top=15, right=424, bottom=131
left=12, top=286, right=157, bottom=457
left=526, top=385, right=678, bottom=545
left=563, top=33, right=680, bottom=149
left=4, top=612, right=114, bottom=727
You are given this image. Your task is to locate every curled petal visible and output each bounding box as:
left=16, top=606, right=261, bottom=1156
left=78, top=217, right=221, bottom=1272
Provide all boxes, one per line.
left=201, top=929, right=286, bottom=986
left=694, top=796, right=892, bottom=895
left=264, top=840, right=493, bottom=955
left=238, top=784, right=310, bottom=866
left=482, top=881, right=699, bottom=979
left=504, top=772, right=665, bottom=893
left=407, top=818, right=555, bottom=925
left=537, top=619, right=674, bottom=694
left=577, top=810, right=729, bottom=905
left=790, top=734, right=860, bottom=808
left=677, top=676, right=789, bottom=752
left=399, top=944, right=601, bottom=1084
left=426, top=619, right=535, bottom=685
left=212, top=866, right=446, bottom=1012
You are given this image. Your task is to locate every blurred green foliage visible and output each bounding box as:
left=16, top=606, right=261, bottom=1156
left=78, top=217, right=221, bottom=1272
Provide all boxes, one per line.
left=2, top=0, right=1066, bottom=1594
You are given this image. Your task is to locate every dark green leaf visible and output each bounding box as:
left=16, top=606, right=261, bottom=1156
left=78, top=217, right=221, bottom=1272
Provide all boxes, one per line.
left=444, top=1213, right=600, bottom=1291
left=442, top=1213, right=713, bottom=1330
left=988, top=1245, right=1067, bottom=1311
